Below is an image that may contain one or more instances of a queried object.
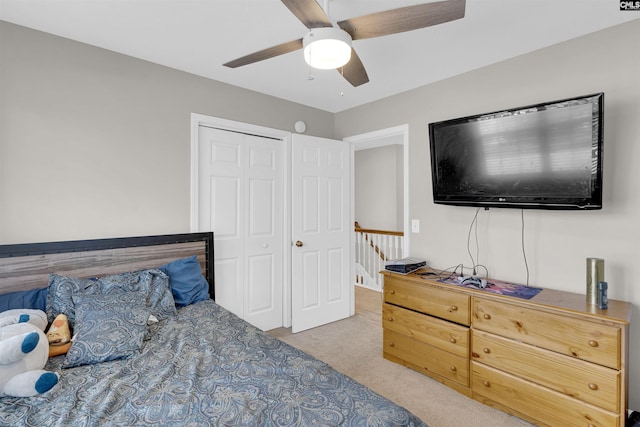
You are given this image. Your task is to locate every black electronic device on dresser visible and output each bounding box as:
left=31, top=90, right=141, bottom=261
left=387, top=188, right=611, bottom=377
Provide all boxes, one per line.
left=385, top=258, right=427, bottom=274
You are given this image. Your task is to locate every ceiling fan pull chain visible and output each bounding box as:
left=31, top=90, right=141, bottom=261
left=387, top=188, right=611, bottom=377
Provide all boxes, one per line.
left=306, top=49, right=316, bottom=81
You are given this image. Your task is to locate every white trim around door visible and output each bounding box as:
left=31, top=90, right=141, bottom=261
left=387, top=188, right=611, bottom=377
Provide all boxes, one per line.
left=345, top=125, right=410, bottom=262
left=190, top=113, right=293, bottom=328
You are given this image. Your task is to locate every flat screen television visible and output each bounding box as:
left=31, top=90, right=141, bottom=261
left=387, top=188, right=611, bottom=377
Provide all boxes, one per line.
left=428, top=93, right=604, bottom=210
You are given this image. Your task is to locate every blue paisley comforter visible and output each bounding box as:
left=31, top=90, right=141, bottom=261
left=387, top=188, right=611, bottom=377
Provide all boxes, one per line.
left=0, top=300, right=427, bottom=426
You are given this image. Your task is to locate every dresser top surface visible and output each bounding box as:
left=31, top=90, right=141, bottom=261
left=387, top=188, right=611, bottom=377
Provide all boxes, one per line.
left=382, top=269, right=633, bottom=325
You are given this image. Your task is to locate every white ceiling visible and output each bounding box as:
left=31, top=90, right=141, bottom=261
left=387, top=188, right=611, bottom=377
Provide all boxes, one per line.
left=1, top=0, right=637, bottom=113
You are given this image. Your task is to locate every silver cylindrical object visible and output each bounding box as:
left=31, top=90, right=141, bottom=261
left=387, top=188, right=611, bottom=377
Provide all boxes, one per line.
left=586, top=258, right=604, bottom=305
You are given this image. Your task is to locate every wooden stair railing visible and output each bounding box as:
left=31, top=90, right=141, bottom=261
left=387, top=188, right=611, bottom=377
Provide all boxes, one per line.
left=354, top=221, right=404, bottom=290
left=354, top=221, right=403, bottom=262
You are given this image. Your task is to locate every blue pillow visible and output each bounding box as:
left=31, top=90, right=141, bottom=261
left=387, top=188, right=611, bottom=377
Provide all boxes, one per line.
left=159, top=256, right=210, bottom=307
left=63, top=293, right=150, bottom=368
left=46, top=269, right=176, bottom=329
left=0, top=287, right=48, bottom=313
left=96, top=269, right=177, bottom=321
left=46, top=274, right=100, bottom=327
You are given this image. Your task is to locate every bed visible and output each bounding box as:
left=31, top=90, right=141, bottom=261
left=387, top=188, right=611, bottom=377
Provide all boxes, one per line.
left=0, top=232, right=426, bottom=426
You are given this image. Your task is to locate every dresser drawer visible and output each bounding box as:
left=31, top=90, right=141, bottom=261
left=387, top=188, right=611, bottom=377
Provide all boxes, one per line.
left=384, top=329, right=468, bottom=386
left=472, top=331, right=620, bottom=412
left=383, top=303, right=469, bottom=358
left=473, top=363, right=619, bottom=427
left=472, top=298, right=620, bottom=369
left=384, top=276, right=470, bottom=325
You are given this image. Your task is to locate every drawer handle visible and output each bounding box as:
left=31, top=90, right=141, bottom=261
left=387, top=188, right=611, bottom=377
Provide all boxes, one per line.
left=588, top=340, right=599, bottom=348
left=387, top=316, right=393, bottom=321
left=482, top=381, right=490, bottom=388
left=483, top=348, right=491, bottom=354
left=449, top=366, right=457, bottom=372
left=449, top=337, right=457, bottom=344
left=588, top=383, right=598, bottom=391
left=450, top=305, right=458, bottom=312
left=483, top=314, right=491, bottom=320
left=390, top=290, right=396, bottom=295
left=389, top=342, right=395, bottom=348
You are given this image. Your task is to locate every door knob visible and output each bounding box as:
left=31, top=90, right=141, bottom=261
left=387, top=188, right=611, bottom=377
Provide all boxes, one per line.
left=295, top=241, right=303, bottom=247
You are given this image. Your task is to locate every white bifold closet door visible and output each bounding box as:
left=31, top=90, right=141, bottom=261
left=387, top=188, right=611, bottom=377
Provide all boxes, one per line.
left=198, top=125, right=283, bottom=331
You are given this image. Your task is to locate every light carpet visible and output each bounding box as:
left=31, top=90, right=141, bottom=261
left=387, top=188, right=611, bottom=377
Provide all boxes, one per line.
left=269, top=286, right=533, bottom=427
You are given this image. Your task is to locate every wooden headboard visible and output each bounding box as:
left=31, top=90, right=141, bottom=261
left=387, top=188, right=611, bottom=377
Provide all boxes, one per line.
left=0, top=232, right=215, bottom=299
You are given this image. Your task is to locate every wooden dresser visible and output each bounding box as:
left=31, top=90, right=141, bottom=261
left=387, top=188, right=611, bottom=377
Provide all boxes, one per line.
left=381, top=270, right=632, bottom=427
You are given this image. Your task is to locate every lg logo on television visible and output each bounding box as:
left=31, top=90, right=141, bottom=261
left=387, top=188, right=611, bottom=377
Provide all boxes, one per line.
left=620, top=1, right=640, bottom=10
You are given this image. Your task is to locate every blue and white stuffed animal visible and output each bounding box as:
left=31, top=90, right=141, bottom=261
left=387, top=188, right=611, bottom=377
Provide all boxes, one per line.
left=0, top=309, right=59, bottom=397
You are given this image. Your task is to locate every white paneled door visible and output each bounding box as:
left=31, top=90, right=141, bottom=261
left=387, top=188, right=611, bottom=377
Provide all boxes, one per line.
left=195, top=118, right=352, bottom=334
left=291, top=134, right=351, bottom=333
left=198, top=125, right=283, bottom=331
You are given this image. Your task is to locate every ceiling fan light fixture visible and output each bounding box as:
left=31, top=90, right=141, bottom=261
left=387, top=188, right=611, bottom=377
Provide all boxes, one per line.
left=303, top=28, right=352, bottom=70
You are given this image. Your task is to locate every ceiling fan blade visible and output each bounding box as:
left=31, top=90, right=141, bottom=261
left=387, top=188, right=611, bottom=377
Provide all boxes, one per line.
left=338, top=0, right=465, bottom=41
left=340, top=48, right=369, bottom=87
left=223, top=39, right=303, bottom=68
left=281, top=0, right=333, bottom=29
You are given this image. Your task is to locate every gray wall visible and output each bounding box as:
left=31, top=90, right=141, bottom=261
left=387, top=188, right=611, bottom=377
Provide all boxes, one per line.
left=336, top=19, right=640, bottom=410
left=0, top=21, right=333, bottom=244
left=355, top=145, right=403, bottom=231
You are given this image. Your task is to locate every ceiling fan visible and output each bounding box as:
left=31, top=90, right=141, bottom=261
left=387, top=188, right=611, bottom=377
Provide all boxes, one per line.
left=223, top=0, right=466, bottom=87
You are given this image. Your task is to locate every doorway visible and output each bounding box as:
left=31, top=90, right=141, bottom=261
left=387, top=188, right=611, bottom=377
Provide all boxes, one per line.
left=345, top=125, right=410, bottom=290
